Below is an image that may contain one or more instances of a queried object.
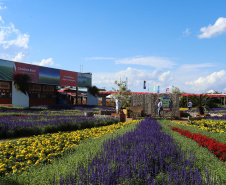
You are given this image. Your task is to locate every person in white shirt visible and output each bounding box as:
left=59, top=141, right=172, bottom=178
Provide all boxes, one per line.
left=157, top=99, right=163, bottom=117
left=187, top=100, right=192, bottom=110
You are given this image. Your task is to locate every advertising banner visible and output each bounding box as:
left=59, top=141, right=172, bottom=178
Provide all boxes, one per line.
left=0, top=59, right=14, bottom=81
left=13, top=62, right=39, bottom=83
left=39, top=66, right=60, bottom=85
left=77, top=73, right=92, bottom=87
left=60, top=70, right=77, bottom=86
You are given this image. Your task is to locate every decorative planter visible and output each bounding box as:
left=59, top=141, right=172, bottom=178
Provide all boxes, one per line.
left=120, top=113, right=126, bottom=122
left=179, top=111, right=183, bottom=117
left=111, top=113, right=126, bottom=122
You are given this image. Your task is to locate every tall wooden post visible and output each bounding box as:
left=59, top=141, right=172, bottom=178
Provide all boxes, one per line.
left=76, top=87, right=78, bottom=105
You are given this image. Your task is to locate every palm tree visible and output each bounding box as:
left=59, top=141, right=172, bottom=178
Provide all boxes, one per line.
left=14, top=74, right=31, bottom=95
left=88, top=86, right=99, bottom=97
left=190, top=94, right=211, bottom=115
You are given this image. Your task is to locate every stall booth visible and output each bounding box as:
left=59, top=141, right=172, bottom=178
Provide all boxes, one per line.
left=57, top=88, right=87, bottom=105
left=0, top=59, right=92, bottom=107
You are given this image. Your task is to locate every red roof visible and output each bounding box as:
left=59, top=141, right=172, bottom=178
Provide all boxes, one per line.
left=182, top=93, right=226, bottom=97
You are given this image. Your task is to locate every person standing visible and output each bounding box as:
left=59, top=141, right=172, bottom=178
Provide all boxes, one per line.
left=187, top=100, right=192, bottom=110
left=157, top=99, right=163, bottom=117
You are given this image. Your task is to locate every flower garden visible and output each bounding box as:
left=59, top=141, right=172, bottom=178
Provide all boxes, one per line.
left=0, top=105, right=226, bottom=184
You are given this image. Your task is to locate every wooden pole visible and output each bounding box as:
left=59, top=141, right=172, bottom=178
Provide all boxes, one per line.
left=76, top=87, right=78, bottom=105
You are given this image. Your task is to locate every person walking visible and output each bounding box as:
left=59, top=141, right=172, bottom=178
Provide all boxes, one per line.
left=187, top=100, right=192, bottom=110
left=157, top=99, right=163, bottom=118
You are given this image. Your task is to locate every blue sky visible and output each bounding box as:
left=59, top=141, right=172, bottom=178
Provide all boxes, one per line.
left=0, top=0, right=226, bottom=93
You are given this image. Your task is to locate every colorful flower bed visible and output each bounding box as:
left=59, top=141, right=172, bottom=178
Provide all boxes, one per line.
left=0, top=120, right=138, bottom=176
left=168, top=125, right=226, bottom=162
left=55, top=118, right=214, bottom=185
left=172, top=119, right=226, bottom=134
left=0, top=105, right=118, bottom=139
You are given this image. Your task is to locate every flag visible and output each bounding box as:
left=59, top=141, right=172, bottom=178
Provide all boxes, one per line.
left=166, top=88, right=169, bottom=93
left=157, top=86, right=160, bottom=93
left=125, top=77, right=128, bottom=87
left=153, top=84, right=155, bottom=93
left=143, top=81, right=146, bottom=89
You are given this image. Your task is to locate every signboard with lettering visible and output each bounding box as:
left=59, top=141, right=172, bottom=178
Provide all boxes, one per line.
left=43, top=85, right=54, bottom=92
left=159, top=96, right=172, bottom=111
left=0, top=60, right=91, bottom=88
left=60, top=70, right=77, bottom=86
left=29, top=84, right=41, bottom=91
left=0, top=81, right=10, bottom=89
left=13, top=62, right=39, bottom=83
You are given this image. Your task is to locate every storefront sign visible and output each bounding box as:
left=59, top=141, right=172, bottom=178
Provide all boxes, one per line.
left=43, top=85, right=54, bottom=92
left=29, top=84, right=41, bottom=91
left=13, top=62, right=39, bottom=83
left=0, top=81, right=10, bottom=89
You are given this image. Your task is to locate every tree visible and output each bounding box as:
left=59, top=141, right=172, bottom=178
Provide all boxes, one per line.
left=171, top=86, right=182, bottom=94
left=111, top=80, right=131, bottom=111
left=88, top=86, right=99, bottom=97
left=14, top=74, right=31, bottom=95
left=190, top=94, right=211, bottom=115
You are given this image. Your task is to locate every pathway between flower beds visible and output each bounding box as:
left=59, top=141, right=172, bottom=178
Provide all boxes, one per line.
left=55, top=118, right=215, bottom=185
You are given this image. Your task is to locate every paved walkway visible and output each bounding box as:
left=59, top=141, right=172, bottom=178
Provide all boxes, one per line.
left=171, top=117, right=189, bottom=123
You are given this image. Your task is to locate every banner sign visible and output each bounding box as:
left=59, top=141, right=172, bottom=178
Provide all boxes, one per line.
left=77, top=73, right=92, bottom=87
left=0, top=59, right=14, bottom=81
left=143, top=81, right=146, bottom=89
left=14, top=62, right=39, bottom=83
left=0, top=60, right=91, bottom=88
left=60, top=70, right=77, bottom=86
left=39, top=66, right=60, bottom=85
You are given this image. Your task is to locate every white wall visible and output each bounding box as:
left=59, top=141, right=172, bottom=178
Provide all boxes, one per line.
left=12, top=82, right=29, bottom=108
left=87, top=92, right=98, bottom=105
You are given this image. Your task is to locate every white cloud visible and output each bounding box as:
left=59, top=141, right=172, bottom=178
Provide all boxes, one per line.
left=185, top=70, right=226, bottom=92
left=85, top=57, right=115, bottom=60
left=158, top=71, right=174, bottom=82
left=179, top=63, right=215, bottom=70
left=0, top=19, right=30, bottom=62
left=92, top=67, right=174, bottom=92
left=0, top=23, right=30, bottom=49
left=115, top=56, right=176, bottom=69
left=39, top=58, right=54, bottom=66
left=183, top=28, right=191, bottom=36
left=0, top=16, right=4, bottom=24
left=13, top=52, right=25, bottom=62
left=198, top=17, right=226, bottom=39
